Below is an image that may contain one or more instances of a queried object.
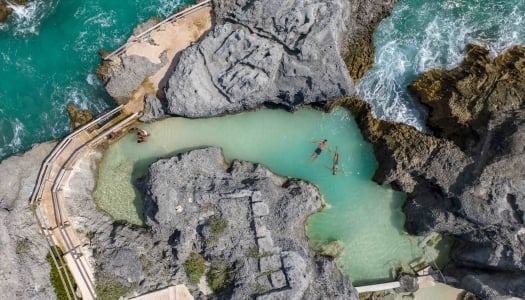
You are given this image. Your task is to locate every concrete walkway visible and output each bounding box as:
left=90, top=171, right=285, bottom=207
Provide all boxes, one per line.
left=130, top=285, right=193, bottom=300
left=31, top=105, right=138, bottom=300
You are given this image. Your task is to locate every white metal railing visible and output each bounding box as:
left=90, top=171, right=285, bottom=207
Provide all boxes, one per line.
left=29, top=105, right=134, bottom=300
left=30, top=105, right=124, bottom=205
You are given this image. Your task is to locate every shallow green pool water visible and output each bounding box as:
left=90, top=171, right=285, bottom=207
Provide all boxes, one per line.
left=95, top=107, right=450, bottom=285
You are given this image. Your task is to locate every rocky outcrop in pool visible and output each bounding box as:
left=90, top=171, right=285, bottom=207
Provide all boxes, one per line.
left=135, top=147, right=358, bottom=299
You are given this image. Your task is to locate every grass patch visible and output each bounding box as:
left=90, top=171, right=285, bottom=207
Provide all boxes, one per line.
left=204, top=215, right=227, bottom=247
left=207, top=259, right=234, bottom=293
left=16, top=239, right=31, bottom=255
left=96, top=273, right=134, bottom=300
left=208, top=215, right=226, bottom=235
left=184, top=252, right=206, bottom=284
left=46, top=246, right=77, bottom=300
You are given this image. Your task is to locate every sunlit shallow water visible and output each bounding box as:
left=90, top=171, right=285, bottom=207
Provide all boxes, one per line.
left=95, top=108, right=450, bottom=285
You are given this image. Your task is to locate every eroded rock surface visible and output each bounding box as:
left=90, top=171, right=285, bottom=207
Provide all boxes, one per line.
left=0, top=142, right=57, bottom=299
left=341, top=45, right=525, bottom=299
left=140, top=147, right=357, bottom=299
left=165, top=0, right=354, bottom=117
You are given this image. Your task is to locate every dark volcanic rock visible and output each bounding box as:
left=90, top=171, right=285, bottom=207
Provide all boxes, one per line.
left=340, top=45, right=525, bottom=299
left=164, top=0, right=354, bottom=118
left=139, top=147, right=358, bottom=299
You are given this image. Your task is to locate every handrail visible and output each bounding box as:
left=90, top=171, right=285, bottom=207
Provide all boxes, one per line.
left=103, top=0, right=211, bottom=61
left=33, top=206, right=78, bottom=300
left=30, top=105, right=124, bottom=205
left=29, top=104, right=132, bottom=300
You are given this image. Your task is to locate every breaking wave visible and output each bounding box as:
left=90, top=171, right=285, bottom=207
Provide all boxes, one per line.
left=356, top=0, right=525, bottom=131
left=3, top=0, right=58, bottom=36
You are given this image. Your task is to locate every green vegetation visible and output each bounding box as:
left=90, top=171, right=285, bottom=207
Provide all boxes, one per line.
left=16, top=239, right=31, bottom=255
left=209, top=215, right=226, bottom=235
left=46, top=246, right=77, bottom=300
left=96, top=273, right=134, bottom=300
left=205, top=215, right=227, bottom=247
left=86, top=231, right=95, bottom=244
left=207, top=259, right=234, bottom=293
left=184, top=252, right=206, bottom=284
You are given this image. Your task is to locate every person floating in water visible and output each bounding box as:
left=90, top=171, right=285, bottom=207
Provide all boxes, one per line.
left=130, top=127, right=150, bottom=143
left=310, top=139, right=330, bottom=161
left=326, top=146, right=346, bottom=175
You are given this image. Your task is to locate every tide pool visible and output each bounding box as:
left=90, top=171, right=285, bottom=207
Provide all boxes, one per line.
left=94, top=108, right=450, bottom=285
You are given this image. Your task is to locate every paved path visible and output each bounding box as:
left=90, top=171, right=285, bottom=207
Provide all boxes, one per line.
left=31, top=105, right=139, bottom=299
left=103, top=0, right=211, bottom=61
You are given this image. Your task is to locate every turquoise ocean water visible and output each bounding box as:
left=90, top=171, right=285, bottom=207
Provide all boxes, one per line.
left=0, top=0, right=193, bottom=160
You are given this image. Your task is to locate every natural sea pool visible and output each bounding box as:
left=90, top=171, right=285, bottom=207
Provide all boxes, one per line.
left=94, top=107, right=450, bottom=285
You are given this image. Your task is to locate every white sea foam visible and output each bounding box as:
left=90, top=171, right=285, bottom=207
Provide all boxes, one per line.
left=357, top=0, right=525, bottom=131
left=5, top=0, right=58, bottom=36
left=155, top=0, right=184, bottom=18
left=0, top=118, right=26, bottom=159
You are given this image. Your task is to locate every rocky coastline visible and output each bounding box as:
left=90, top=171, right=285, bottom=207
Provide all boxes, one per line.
left=8, top=0, right=525, bottom=299
left=339, top=44, right=525, bottom=299
left=98, top=0, right=399, bottom=122
left=0, top=0, right=403, bottom=298
left=0, top=0, right=29, bottom=23
left=58, top=146, right=359, bottom=299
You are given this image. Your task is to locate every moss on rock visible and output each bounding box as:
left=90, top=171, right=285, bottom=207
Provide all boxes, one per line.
left=66, top=103, right=94, bottom=130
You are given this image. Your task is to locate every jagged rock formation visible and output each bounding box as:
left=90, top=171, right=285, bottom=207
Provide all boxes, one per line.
left=164, top=0, right=354, bottom=117
left=0, top=142, right=57, bottom=299
left=139, top=94, right=166, bottom=123
left=342, top=0, right=398, bottom=82
left=137, top=147, right=357, bottom=299
left=340, top=45, right=525, bottom=299
left=66, top=103, right=94, bottom=130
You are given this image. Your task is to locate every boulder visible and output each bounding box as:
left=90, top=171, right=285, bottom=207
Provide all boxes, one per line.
left=66, top=103, right=94, bottom=130
left=139, top=94, right=165, bottom=123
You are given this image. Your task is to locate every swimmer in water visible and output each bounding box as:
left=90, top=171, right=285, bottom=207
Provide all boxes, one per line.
left=326, top=146, right=346, bottom=175
left=310, top=139, right=329, bottom=161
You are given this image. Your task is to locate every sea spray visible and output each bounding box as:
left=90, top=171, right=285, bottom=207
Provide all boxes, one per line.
left=357, top=0, right=525, bottom=131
